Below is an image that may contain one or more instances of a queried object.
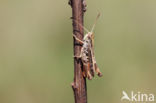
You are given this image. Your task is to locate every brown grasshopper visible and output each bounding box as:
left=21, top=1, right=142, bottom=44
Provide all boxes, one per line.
left=73, top=13, right=102, bottom=80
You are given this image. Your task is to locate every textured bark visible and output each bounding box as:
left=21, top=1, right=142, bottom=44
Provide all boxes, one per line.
left=69, top=0, right=87, bottom=103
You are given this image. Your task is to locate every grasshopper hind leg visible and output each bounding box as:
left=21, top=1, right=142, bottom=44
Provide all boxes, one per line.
left=82, top=63, right=92, bottom=80
left=86, top=63, right=93, bottom=80
left=94, top=63, right=102, bottom=77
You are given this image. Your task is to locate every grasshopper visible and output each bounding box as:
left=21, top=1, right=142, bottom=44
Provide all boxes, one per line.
left=73, top=13, right=102, bottom=80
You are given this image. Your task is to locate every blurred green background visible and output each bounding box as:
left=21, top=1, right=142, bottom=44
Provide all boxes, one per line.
left=0, top=0, right=156, bottom=103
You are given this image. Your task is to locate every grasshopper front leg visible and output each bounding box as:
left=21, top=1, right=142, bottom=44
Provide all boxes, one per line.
left=73, top=35, right=83, bottom=59
left=73, top=35, right=84, bottom=45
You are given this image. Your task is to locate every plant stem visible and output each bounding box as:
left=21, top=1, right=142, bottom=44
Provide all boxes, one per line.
left=69, top=0, right=87, bottom=103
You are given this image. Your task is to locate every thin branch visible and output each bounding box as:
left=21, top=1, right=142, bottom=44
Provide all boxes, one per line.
left=69, top=0, right=87, bottom=103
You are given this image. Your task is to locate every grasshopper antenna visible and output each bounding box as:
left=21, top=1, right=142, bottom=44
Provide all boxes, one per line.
left=72, top=19, right=89, bottom=33
left=91, top=13, right=100, bottom=33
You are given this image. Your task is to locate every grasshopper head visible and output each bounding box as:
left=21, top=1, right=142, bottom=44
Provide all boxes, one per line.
left=88, top=32, right=94, bottom=40
left=87, top=32, right=94, bottom=46
left=91, top=33, right=94, bottom=39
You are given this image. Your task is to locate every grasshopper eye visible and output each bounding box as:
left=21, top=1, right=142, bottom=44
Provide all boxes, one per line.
left=91, top=34, right=94, bottom=39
